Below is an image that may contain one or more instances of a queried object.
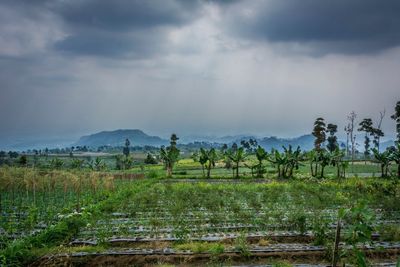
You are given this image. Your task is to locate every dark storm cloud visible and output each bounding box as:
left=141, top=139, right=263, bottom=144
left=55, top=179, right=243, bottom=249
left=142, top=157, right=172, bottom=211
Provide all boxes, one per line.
left=55, top=0, right=197, bottom=31
left=226, top=0, right=400, bottom=54
left=51, top=0, right=202, bottom=57
left=0, top=0, right=205, bottom=58
left=54, top=29, right=165, bottom=58
left=1, top=0, right=400, bottom=145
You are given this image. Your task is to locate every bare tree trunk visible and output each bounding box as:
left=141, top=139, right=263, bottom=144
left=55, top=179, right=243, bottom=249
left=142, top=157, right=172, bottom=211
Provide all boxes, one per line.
left=398, top=163, right=400, bottom=178
left=337, top=165, right=340, bottom=178
left=167, top=165, right=172, bottom=177
left=310, top=162, right=314, bottom=177
left=377, top=109, right=386, bottom=152
left=332, top=218, right=341, bottom=267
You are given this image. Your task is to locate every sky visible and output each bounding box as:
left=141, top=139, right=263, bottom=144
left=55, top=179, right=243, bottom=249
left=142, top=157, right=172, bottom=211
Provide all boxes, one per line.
left=1, top=0, right=400, bottom=144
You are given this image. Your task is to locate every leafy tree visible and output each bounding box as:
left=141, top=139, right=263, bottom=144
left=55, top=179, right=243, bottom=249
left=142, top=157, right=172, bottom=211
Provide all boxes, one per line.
left=312, top=117, right=326, bottom=151
left=326, top=123, right=338, bottom=153
left=8, top=151, right=19, bottom=158
left=144, top=153, right=158, bottom=165
left=198, top=149, right=209, bottom=176
left=231, top=142, right=238, bottom=151
left=249, top=138, right=258, bottom=150
left=391, top=101, right=400, bottom=144
left=220, top=143, right=228, bottom=152
left=160, top=134, right=180, bottom=176
left=18, top=155, right=28, bottom=166
left=240, top=140, right=250, bottom=151
left=115, top=154, right=133, bottom=170
left=358, top=118, right=373, bottom=160
left=123, top=138, right=130, bottom=157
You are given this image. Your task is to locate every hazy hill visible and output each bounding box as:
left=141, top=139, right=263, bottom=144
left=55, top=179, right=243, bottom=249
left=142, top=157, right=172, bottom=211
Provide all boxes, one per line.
left=7, top=129, right=394, bottom=152
left=74, top=129, right=168, bottom=147
left=257, top=134, right=315, bottom=151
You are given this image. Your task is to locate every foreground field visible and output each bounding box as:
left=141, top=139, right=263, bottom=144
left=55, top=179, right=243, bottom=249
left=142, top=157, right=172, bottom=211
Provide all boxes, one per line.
left=1, top=167, right=399, bottom=266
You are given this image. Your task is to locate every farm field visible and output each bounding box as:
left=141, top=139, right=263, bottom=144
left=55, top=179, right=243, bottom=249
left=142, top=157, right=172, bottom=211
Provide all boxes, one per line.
left=2, top=0, right=400, bottom=266
left=1, top=166, right=399, bottom=266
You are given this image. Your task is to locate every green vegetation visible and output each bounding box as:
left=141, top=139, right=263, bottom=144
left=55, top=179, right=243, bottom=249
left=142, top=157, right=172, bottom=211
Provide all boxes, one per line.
left=1, top=102, right=400, bottom=266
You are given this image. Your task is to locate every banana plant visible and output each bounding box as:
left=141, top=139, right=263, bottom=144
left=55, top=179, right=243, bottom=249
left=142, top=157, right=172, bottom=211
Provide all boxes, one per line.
left=318, top=150, right=331, bottom=178
left=330, top=149, right=347, bottom=178
left=307, top=150, right=319, bottom=177
left=93, top=157, right=107, bottom=171
left=282, top=145, right=302, bottom=178
left=225, top=147, right=246, bottom=178
left=199, top=148, right=209, bottom=177
left=245, top=146, right=269, bottom=178
left=389, top=143, right=400, bottom=178
left=268, top=149, right=287, bottom=178
left=160, top=145, right=180, bottom=177
left=372, top=148, right=392, bottom=177
left=308, top=149, right=331, bottom=178
left=205, top=148, right=218, bottom=178
left=71, top=158, right=85, bottom=169
left=268, top=146, right=302, bottom=178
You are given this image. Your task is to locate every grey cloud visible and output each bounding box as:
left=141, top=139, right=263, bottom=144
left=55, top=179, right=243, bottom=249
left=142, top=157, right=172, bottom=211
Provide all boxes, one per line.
left=50, top=0, right=204, bottom=57
left=54, top=0, right=198, bottom=31
left=225, top=0, right=400, bottom=54
left=54, top=29, right=165, bottom=58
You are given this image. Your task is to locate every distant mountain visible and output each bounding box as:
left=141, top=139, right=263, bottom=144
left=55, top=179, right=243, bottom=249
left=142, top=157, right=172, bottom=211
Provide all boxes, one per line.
left=180, top=134, right=259, bottom=144
left=257, top=134, right=315, bottom=151
left=1, top=138, right=76, bottom=151
left=5, top=128, right=395, bottom=152
left=183, top=134, right=316, bottom=151
left=74, top=129, right=168, bottom=147
left=380, top=140, right=395, bottom=151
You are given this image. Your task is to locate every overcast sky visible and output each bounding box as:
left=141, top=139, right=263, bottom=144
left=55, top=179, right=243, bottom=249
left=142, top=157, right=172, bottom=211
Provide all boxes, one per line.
left=1, top=0, right=400, bottom=142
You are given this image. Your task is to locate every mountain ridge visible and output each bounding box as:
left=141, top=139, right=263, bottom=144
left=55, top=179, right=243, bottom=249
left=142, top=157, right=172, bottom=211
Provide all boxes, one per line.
left=74, top=129, right=168, bottom=147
